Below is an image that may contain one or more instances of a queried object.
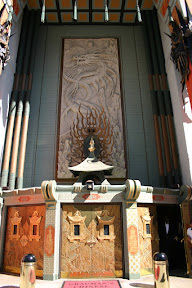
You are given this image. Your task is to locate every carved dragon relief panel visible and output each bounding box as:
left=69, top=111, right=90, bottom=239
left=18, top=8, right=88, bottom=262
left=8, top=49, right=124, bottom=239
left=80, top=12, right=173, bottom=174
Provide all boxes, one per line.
left=61, top=204, right=123, bottom=278
left=57, top=38, right=126, bottom=179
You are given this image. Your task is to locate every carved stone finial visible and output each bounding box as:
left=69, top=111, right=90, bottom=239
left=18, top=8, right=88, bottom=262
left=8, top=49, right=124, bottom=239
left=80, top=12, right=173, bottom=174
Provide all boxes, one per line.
left=88, top=138, right=95, bottom=153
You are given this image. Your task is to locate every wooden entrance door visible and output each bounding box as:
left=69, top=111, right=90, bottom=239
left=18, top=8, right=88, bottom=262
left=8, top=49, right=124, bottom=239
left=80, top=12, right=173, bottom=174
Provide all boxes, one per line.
left=3, top=205, right=45, bottom=277
left=61, top=204, right=123, bottom=278
left=137, top=204, right=159, bottom=276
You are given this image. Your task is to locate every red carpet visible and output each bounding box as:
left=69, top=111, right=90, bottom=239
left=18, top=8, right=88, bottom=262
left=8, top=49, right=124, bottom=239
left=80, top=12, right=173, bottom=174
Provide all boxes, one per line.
left=62, top=280, right=121, bottom=288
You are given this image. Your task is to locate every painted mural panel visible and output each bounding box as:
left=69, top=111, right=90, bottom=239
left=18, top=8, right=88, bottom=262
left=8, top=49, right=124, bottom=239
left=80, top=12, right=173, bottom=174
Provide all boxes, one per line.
left=57, top=38, right=126, bottom=179
left=3, top=205, right=45, bottom=276
left=61, top=204, right=123, bottom=278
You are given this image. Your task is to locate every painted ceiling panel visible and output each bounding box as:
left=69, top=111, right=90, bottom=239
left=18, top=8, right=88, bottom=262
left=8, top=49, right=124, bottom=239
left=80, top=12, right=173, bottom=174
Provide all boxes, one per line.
left=78, top=0, right=89, bottom=9
left=123, top=12, right=136, bottom=23
left=45, top=0, right=56, bottom=9
left=125, top=0, right=136, bottom=9
left=109, top=0, right=122, bottom=10
left=93, top=0, right=104, bottom=9
left=8, top=0, right=155, bottom=24
left=59, top=0, right=73, bottom=9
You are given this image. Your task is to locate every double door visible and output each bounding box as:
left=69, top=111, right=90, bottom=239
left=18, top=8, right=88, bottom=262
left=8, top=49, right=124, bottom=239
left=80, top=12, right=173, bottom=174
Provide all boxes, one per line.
left=61, top=204, right=123, bottom=278
left=3, top=205, right=45, bottom=276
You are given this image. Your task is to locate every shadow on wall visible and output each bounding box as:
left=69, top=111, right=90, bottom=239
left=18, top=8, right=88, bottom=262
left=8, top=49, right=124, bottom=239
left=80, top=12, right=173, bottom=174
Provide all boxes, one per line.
left=129, top=284, right=154, bottom=288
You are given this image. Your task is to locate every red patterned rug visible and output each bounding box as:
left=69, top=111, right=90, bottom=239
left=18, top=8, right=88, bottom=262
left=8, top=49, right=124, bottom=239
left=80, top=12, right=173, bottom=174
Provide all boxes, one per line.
left=62, top=280, right=121, bottom=288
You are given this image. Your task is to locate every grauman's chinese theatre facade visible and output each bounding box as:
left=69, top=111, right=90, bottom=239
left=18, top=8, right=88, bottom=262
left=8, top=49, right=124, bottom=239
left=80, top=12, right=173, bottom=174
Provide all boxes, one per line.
left=1, top=0, right=192, bottom=281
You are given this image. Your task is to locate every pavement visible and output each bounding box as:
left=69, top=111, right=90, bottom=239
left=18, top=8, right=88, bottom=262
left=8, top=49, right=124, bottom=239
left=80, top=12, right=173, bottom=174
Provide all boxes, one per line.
left=0, top=274, right=192, bottom=288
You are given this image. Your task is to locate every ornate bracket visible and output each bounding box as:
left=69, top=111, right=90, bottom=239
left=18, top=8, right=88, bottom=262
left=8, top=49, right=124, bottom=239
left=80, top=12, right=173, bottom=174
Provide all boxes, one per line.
left=41, top=180, right=57, bottom=209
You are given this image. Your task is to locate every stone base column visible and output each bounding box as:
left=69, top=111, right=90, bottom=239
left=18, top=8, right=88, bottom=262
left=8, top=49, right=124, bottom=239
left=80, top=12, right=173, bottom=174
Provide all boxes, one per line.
left=43, top=201, right=61, bottom=280
left=125, top=201, right=141, bottom=279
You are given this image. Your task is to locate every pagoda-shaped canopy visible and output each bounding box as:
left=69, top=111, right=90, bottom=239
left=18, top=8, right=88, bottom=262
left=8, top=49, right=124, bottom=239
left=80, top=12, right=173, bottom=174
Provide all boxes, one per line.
left=69, top=138, right=113, bottom=183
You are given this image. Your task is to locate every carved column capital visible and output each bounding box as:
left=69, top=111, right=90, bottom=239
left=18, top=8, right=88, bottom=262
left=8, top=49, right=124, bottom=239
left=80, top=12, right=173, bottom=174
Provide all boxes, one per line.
left=41, top=180, right=57, bottom=209
left=179, top=185, right=192, bottom=203
left=124, top=179, right=141, bottom=202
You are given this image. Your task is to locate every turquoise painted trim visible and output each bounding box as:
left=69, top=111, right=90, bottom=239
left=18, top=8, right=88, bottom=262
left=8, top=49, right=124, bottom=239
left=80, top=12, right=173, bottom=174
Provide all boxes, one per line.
left=1, top=170, right=9, bottom=188
left=43, top=274, right=59, bottom=281
left=129, top=273, right=141, bottom=279
left=9, top=173, right=16, bottom=190
left=17, top=177, right=23, bottom=189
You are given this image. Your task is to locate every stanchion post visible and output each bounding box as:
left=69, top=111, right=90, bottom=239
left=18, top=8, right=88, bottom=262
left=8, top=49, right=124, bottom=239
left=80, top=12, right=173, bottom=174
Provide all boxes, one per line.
left=20, top=254, right=36, bottom=288
left=154, top=252, right=170, bottom=288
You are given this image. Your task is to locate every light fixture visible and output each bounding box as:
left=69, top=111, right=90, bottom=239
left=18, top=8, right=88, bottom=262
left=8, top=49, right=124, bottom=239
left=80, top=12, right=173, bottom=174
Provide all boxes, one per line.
left=86, top=180, right=94, bottom=191
left=136, top=0, right=142, bottom=22
left=41, top=0, right=45, bottom=23
left=73, top=0, right=77, bottom=21
left=104, top=0, right=109, bottom=23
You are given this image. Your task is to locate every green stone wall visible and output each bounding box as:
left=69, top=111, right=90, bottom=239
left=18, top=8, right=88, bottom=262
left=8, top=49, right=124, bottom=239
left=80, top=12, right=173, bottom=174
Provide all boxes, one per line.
left=24, top=25, right=159, bottom=187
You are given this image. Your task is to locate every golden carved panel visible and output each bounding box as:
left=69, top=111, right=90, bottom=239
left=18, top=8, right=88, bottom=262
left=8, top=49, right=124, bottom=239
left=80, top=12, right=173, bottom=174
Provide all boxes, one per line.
left=137, top=205, right=159, bottom=276
left=3, top=205, right=45, bottom=274
left=61, top=204, right=123, bottom=278
left=10, top=211, right=22, bottom=240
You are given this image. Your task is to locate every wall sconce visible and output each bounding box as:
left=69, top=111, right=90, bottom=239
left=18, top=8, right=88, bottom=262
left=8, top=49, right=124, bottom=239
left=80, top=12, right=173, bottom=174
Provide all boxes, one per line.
left=85, top=180, right=94, bottom=191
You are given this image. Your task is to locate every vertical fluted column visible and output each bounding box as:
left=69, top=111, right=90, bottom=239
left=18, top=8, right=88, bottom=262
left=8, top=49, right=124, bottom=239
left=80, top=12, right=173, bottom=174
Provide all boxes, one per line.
left=17, top=10, right=41, bottom=189
left=145, top=11, right=173, bottom=187
left=143, top=12, right=165, bottom=186
left=151, top=10, right=180, bottom=186
left=1, top=8, right=29, bottom=188
left=9, top=10, right=36, bottom=189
